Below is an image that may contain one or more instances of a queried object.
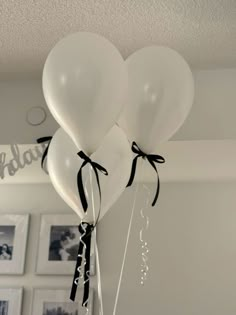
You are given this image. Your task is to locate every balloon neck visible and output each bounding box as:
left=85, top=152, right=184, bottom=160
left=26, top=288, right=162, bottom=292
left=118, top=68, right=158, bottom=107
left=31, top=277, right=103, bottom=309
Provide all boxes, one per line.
left=81, top=148, right=93, bottom=158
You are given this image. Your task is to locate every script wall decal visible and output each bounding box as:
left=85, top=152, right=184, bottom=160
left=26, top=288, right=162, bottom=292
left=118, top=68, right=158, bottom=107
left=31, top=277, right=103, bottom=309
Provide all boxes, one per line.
left=0, top=144, right=47, bottom=181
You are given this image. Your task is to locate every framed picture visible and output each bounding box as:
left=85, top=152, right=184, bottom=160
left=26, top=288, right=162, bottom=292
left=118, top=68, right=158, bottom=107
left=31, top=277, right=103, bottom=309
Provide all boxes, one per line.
left=0, top=214, right=29, bottom=274
left=0, top=288, right=23, bottom=315
left=32, top=288, right=93, bottom=315
left=36, top=215, right=95, bottom=275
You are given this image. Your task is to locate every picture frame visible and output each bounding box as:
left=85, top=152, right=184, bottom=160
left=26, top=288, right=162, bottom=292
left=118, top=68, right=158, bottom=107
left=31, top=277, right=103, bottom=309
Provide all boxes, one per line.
left=0, top=214, right=29, bottom=274
left=32, top=288, right=94, bottom=315
left=36, top=214, right=96, bottom=275
left=0, top=288, right=23, bottom=315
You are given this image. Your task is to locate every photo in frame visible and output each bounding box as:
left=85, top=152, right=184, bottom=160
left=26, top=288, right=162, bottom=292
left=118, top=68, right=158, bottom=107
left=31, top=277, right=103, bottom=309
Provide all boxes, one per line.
left=0, top=288, right=23, bottom=315
left=36, top=214, right=96, bottom=275
left=0, top=214, right=29, bottom=274
left=32, top=288, right=93, bottom=315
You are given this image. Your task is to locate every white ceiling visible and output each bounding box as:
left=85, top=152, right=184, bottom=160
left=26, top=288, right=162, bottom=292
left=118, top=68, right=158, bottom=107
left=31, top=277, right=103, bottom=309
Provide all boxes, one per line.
left=0, top=0, right=236, bottom=76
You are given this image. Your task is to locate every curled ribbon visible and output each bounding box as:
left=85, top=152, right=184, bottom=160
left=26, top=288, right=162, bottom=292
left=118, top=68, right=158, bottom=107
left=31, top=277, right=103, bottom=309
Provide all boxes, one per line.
left=127, top=142, right=165, bottom=206
left=77, top=151, right=108, bottom=213
left=139, top=184, right=151, bottom=285
left=36, top=136, right=53, bottom=172
left=70, top=222, right=94, bottom=306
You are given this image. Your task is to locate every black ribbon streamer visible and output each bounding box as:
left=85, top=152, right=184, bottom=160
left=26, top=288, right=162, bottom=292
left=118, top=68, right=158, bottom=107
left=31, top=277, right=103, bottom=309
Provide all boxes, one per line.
left=77, top=151, right=108, bottom=213
left=72, top=152, right=107, bottom=305
left=127, top=142, right=165, bottom=206
left=37, top=136, right=52, bottom=172
left=70, top=222, right=94, bottom=306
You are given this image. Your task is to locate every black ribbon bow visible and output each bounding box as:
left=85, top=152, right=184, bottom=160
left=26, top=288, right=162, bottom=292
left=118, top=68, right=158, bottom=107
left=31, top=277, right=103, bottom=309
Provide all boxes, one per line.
left=70, top=222, right=94, bottom=306
left=77, top=151, right=108, bottom=213
left=127, top=142, right=165, bottom=206
left=37, top=136, right=53, bottom=172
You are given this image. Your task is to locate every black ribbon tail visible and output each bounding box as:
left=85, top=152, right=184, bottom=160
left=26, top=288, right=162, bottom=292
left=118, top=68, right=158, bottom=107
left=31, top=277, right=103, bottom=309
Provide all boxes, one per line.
left=40, top=145, right=49, bottom=169
left=91, top=163, right=107, bottom=210
left=152, top=170, right=160, bottom=207
left=77, top=160, right=89, bottom=212
left=70, top=223, right=93, bottom=306
left=36, top=136, right=52, bottom=171
left=70, top=239, right=84, bottom=301
left=127, top=155, right=139, bottom=187
left=82, top=230, right=92, bottom=307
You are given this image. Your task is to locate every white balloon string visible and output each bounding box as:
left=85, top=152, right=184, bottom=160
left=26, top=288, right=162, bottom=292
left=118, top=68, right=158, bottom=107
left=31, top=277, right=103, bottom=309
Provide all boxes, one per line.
left=90, top=166, right=104, bottom=315
left=95, top=233, right=104, bottom=315
left=73, top=214, right=89, bottom=313
left=140, top=183, right=151, bottom=285
left=74, top=221, right=87, bottom=285
left=74, top=174, right=90, bottom=312
left=112, top=160, right=143, bottom=315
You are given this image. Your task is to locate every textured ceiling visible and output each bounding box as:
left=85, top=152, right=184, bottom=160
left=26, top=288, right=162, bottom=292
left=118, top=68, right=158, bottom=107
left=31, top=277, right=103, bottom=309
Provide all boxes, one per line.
left=0, top=0, right=236, bottom=76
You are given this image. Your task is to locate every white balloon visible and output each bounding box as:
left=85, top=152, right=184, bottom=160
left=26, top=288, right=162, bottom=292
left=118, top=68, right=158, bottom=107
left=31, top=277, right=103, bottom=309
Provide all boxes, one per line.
left=119, top=46, right=194, bottom=153
left=47, top=126, right=132, bottom=223
left=43, top=32, right=128, bottom=155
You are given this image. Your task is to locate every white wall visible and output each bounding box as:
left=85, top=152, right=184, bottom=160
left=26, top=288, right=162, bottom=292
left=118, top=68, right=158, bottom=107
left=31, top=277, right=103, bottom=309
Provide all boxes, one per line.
left=99, top=181, right=236, bottom=315
left=0, top=79, right=58, bottom=144
left=1, top=182, right=236, bottom=315
left=173, top=68, right=236, bottom=140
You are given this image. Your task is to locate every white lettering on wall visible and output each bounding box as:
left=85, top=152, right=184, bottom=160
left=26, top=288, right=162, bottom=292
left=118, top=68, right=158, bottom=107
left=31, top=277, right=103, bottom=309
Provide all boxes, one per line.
left=0, top=144, right=46, bottom=179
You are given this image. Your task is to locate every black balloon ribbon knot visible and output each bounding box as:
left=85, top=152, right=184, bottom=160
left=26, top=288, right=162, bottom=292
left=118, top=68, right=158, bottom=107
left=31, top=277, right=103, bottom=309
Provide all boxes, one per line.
left=70, top=222, right=94, bottom=306
left=127, top=142, right=165, bottom=206
left=36, top=136, right=53, bottom=172
left=77, top=151, right=108, bottom=213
